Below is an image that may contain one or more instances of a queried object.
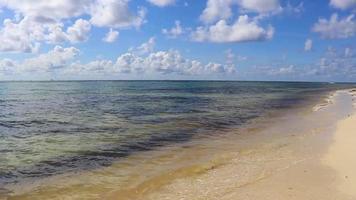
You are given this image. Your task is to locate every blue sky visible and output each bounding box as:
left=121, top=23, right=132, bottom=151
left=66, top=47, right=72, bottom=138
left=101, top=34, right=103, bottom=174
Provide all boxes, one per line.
left=0, top=0, right=355, bottom=81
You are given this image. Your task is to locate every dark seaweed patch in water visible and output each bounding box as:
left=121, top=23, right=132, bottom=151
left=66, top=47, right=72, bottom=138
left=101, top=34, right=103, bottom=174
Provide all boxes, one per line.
left=0, top=129, right=196, bottom=186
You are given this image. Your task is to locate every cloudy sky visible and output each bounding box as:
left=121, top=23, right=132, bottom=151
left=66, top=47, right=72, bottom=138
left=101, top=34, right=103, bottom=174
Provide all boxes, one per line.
left=0, top=0, right=355, bottom=81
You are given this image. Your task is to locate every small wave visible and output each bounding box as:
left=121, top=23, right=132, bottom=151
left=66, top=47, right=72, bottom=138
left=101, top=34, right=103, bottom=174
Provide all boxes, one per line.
left=312, top=92, right=335, bottom=112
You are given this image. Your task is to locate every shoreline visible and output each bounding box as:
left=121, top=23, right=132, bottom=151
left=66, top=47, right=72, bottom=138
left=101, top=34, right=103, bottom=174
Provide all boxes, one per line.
left=3, top=89, right=356, bottom=200
left=322, top=90, right=356, bottom=197
left=119, top=89, right=356, bottom=200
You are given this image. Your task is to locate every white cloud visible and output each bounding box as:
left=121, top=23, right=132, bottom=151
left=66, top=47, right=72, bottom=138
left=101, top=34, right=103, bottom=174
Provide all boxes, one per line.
left=0, top=41, right=236, bottom=77
left=67, top=19, right=91, bottom=43
left=162, top=20, right=184, bottom=38
left=46, top=19, right=91, bottom=43
left=0, top=0, right=145, bottom=53
left=199, top=0, right=281, bottom=24
left=114, top=53, right=145, bottom=73
left=200, top=0, right=234, bottom=24
left=238, top=0, right=281, bottom=13
left=1, top=46, right=80, bottom=73
left=330, top=0, right=356, bottom=10
left=0, top=0, right=145, bottom=28
left=304, top=39, right=313, bottom=51
left=21, top=46, right=79, bottom=72
left=89, top=0, right=146, bottom=28
left=274, top=65, right=296, bottom=75
left=312, top=14, right=356, bottom=39
left=0, top=16, right=91, bottom=53
left=47, top=23, right=69, bottom=44
left=131, top=37, right=156, bottom=55
left=65, top=50, right=236, bottom=76
left=147, top=0, right=176, bottom=7
left=68, top=59, right=115, bottom=74
left=205, top=62, right=236, bottom=74
left=0, top=0, right=89, bottom=23
left=103, top=28, right=119, bottom=42
left=0, top=17, right=42, bottom=53
left=192, top=15, right=274, bottom=43
left=114, top=50, right=235, bottom=75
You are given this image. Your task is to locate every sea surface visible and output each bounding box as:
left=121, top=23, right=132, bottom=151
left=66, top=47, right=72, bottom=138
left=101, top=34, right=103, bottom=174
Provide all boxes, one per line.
left=0, top=81, right=353, bottom=197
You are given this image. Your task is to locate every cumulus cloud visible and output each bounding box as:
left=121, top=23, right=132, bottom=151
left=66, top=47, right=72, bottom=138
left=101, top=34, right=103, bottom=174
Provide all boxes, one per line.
left=0, top=0, right=145, bottom=53
left=89, top=0, right=146, bottom=28
left=47, top=23, right=70, bottom=44
left=46, top=19, right=91, bottom=43
left=21, top=46, right=79, bottom=72
left=66, top=19, right=91, bottom=43
left=0, top=44, right=235, bottom=77
left=125, top=50, right=235, bottom=74
left=0, top=17, right=91, bottom=52
left=1, top=46, right=79, bottom=73
left=192, top=15, right=274, bottom=43
left=162, top=20, right=184, bottom=38
left=330, top=0, right=356, bottom=10
left=0, top=0, right=89, bottom=23
left=65, top=50, right=236, bottom=76
left=147, top=0, right=176, bottom=7
left=0, top=17, right=42, bottom=53
left=312, top=14, right=356, bottom=39
left=103, top=28, right=119, bottom=42
left=200, top=0, right=234, bottom=24
left=304, top=39, right=313, bottom=51
left=0, top=0, right=145, bottom=28
left=273, top=65, right=296, bottom=75
left=238, top=0, right=281, bottom=13
left=130, top=37, right=156, bottom=55
left=199, top=0, right=281, bottom=24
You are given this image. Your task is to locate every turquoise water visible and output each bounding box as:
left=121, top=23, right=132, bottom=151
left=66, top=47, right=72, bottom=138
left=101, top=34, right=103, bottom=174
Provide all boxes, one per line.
left=0, top=81, right=353, bottom=188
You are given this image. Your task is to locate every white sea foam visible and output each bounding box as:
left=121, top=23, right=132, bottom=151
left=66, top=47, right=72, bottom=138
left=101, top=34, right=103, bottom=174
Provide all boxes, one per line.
left=349, top=89, right=356, bottom=108
left=312, top=92, right=336, bottom=112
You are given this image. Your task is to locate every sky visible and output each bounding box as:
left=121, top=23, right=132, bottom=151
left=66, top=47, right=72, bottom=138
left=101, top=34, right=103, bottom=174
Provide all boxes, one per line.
left=0, top=0, right=355, bottom=82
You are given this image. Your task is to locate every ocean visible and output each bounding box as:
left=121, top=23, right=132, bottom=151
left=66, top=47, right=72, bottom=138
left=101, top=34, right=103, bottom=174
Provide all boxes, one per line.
left=0, top=81, right=354, bottom=198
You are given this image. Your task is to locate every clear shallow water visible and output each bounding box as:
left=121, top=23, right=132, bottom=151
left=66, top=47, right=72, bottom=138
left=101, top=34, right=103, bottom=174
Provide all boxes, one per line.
left=0, top=81, right=353, bottom=188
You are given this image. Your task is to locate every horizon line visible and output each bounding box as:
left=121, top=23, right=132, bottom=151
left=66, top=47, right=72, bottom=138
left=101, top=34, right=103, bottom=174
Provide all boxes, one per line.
left=0, top=80, right=354, bottom=84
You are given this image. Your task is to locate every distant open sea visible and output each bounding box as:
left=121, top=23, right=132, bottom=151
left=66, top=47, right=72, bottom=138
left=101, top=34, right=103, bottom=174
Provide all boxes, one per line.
left=0, top=81, right=354, bottom=190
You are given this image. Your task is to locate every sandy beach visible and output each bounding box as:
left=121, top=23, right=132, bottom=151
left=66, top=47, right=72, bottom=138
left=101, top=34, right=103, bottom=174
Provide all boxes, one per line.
left=323, top=97, right=356, bottom=198
left=107, top=89, right=356, bottom=200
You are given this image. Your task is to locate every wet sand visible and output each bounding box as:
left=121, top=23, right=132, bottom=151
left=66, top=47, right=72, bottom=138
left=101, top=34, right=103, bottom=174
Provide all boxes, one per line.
left=3, top=90, right=356, bottom=200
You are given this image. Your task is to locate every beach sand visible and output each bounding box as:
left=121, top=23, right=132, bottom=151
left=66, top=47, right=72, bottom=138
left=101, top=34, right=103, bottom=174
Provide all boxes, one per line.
left=108, top=90, right=356, bottom=200
left=323, top=107, right=356, bottom=197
